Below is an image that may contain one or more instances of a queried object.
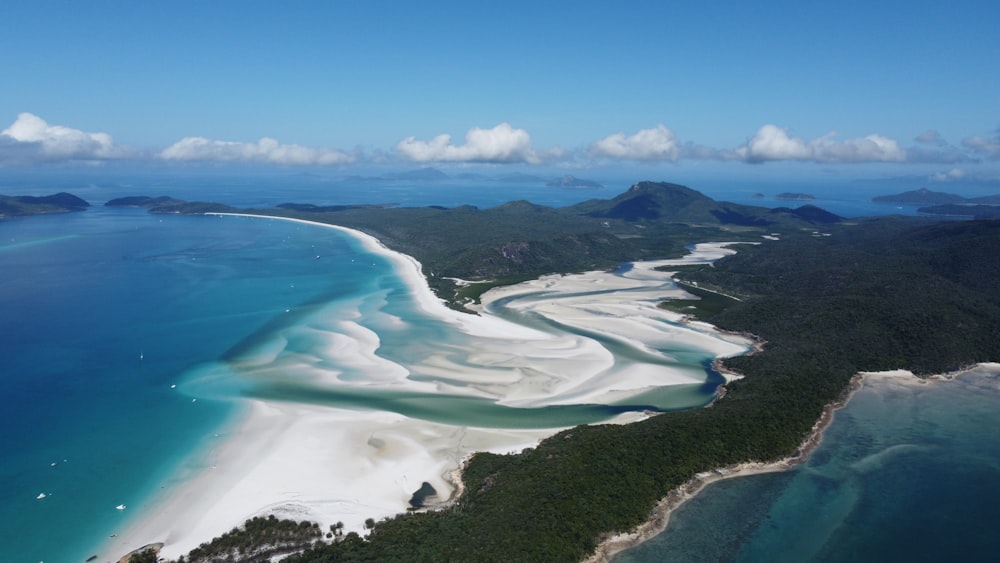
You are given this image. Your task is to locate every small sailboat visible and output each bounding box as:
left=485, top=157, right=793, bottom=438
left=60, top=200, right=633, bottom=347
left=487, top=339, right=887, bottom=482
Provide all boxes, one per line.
left=37, top=492, right=47, bottom=500
left=116, top=504, right=126, bottom=511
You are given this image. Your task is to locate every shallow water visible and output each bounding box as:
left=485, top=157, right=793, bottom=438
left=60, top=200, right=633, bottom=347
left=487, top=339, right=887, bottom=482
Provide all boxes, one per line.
left=1, top=207, right=728, bottom=562
left=0, top=209, right=387, bottom=562
left=613, top=368, right=1000, bottom=562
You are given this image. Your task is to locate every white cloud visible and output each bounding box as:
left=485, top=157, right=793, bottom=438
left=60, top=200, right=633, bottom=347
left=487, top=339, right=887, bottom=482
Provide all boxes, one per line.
left=915, top=130, right=945, bottom=145
left=0, top=112, right=124, bottom=164
left=962, top=132, right=1000, bottom=159
left=930, top=167, right=967, bottom=182
left=160, top=136, right=354, bottom=165
left=396, top=123, right=549, bottom=163
left=736, top=124, right=906, bottom=163
left=588, top=125, right=680, bottom=161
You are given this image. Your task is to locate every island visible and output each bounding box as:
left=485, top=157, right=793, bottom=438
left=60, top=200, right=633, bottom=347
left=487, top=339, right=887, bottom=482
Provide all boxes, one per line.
left=872, top=188, right=1000, bottom=217
left=873, top=187, right=966, bottom=205
left=106, top=195, right=237, bottom=214
left=774, top=192, right=815, bottom=201
left=106, top=182, right=1000, bottom=562
left=0, top=192, right=89, bottom=218
left=546, top=174, right=604, bottom=189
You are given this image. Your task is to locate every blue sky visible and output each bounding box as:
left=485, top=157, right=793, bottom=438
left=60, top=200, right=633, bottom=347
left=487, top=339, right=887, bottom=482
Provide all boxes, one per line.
left=2, top=0, right=998, bottom=185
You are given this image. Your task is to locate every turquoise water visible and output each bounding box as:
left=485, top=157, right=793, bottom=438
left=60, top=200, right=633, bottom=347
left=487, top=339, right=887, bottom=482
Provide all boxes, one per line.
left=613, top=369, right=1000, bottom=562
left=1, top=205, right=724, bottom=562
left=0, top=209, right=390, bottom=562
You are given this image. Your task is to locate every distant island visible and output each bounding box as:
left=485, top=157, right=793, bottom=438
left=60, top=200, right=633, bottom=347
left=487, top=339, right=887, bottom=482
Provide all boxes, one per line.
left=0, top=192, right=89, bottom=218
left=873, top=187, right=1000, bottom=205
left=106, top=195, right=187, bottom=208
left=546, top=175, right=604, bottom=189
left=872, top=188, right=1000, bottom=217
left=872, top=188, right=967, bottom=205
left=774, top=192, right=815, bottom=201
left=106, top=196, right=237, bottom=214
left=328, top=168, right=605, bottom=189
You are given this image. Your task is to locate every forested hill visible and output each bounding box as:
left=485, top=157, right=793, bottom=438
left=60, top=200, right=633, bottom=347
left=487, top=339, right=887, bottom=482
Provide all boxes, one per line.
left=680, top=218, right=1000, bottom=375
left=255, top=181, right=844, bottom=306
left=0, top=192, right=89, bottom=217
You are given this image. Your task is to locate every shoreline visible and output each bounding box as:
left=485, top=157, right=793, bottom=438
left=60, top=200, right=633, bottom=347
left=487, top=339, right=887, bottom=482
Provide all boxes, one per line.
left=107, top=219, right=758, bottom=562
left=584, top=372, right=865, bottom=562
left=586, top=363, right=1000, bottom=561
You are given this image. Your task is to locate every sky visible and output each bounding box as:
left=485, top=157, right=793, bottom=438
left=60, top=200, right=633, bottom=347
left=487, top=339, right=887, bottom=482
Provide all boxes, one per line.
left=2, top=0, right=999, bottom=186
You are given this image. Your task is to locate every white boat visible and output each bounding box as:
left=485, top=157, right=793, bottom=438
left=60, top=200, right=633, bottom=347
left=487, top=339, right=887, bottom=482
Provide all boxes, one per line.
left=116, top=504, right=126, bottom=510
left=37, top=493, right=46, bottom=500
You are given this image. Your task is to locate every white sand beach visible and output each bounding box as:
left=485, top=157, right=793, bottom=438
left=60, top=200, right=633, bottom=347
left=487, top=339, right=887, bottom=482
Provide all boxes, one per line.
left=107, top=218, right=753, bottom=560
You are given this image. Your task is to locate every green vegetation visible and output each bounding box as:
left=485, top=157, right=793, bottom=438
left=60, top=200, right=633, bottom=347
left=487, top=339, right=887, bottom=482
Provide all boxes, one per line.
left=258, top=181, right=839, bottom=307
left=658, top=281, right=739, bottom=317
left=682, top=218, right=1000, bottom=375
left=105, top=195, right=239, bottom=214
left=170, top=516, right=322, bottom=563
left=105, top=195, right=186, bottom=208
left=0, top=192, right=89, bottom=217
left=127, top=547, right=159, bottom=563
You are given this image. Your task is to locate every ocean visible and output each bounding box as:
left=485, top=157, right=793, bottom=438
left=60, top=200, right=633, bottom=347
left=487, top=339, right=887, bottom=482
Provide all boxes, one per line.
left=0, top=173, right=976, bottom=562
left=1, top=206, right=391, bottom=562
left=612, top=368, right=1000, bottom=562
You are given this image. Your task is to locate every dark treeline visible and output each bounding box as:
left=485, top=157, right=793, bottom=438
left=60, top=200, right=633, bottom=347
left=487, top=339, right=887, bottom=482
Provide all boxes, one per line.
left=168, top=516, right=323, bottom=563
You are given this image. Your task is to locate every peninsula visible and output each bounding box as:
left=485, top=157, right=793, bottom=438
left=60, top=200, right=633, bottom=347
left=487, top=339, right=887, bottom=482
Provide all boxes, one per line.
left=104, top=182, right=1000, bottom=562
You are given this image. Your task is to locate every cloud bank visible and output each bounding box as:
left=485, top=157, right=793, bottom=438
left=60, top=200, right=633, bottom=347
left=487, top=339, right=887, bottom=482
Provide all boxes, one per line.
left=915, top=130, right=945, bottom=145
left=160, top=136, right=355, bottom=165
left=735, top=124, right=906, bottom=163
left=962, top=131, right=1000, bottom=159
left=1, top=112, right=125, bottom=164
left=3, top=112, right=995, bottom=169
left=585, top=124, right=957, bottom=165
left=396, top=123, right=555, bottom=164
left=588, top=125, right=681, bottom=161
